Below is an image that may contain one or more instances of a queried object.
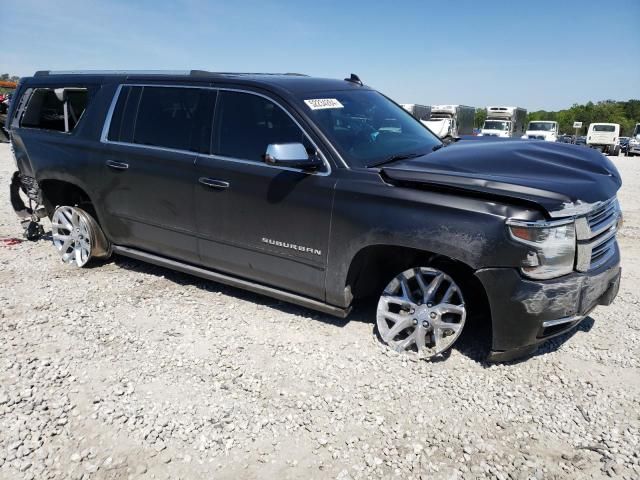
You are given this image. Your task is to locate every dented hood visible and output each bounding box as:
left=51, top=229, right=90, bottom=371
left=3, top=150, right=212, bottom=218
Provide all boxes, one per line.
left=381, top=140, right=622, bottom=217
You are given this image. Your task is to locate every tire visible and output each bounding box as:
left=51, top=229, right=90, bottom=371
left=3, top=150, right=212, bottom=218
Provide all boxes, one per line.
left=376, top=266, right=467, bottom=359
left=51, top=205, right=111, bottom=267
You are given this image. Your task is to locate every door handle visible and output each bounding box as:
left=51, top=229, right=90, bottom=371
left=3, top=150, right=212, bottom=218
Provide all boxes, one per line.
left=106, top=160, right=129, bottom=170
left=199, top=177, right=230, bottom=189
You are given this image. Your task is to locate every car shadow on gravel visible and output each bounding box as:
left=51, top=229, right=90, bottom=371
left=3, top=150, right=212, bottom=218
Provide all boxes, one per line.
left=110, top=254, right=361, bottom=329
left=106, top=254, right=592, bottom=366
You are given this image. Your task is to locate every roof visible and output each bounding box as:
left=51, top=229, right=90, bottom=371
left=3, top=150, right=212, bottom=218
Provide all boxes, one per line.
left=26, top=70, right=370, bottom=96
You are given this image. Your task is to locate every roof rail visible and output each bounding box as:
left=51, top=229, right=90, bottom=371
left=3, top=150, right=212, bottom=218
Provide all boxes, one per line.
left=189, top=70, right=308, bottom=77
left=33, top=70, right=309, bottom=78
left=34, top=70, right=192, bottom=77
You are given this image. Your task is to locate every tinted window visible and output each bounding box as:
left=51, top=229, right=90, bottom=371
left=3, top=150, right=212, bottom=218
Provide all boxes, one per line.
left=593, top=125, right=616, bottom=132
left=21, top=87, right=88, bottom=132
left=214, top=91, right=306, bottom=162
left=109, top=86, right=215, bottom=152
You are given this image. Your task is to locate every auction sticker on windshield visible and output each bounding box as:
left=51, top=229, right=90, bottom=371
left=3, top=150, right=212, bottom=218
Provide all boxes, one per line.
left=304, top=98, right=344, bottom=110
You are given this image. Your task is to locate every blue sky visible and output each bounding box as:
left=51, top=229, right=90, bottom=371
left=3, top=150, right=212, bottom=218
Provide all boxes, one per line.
left=2, top=0, right=638, bottom=110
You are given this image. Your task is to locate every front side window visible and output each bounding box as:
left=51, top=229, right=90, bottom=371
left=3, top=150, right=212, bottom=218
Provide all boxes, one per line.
left=301, top=90, right=441, bottom=168
left=21, top=87, right=88, bottom=132
left=213, top=91, right=309, bottom=162
left=528, top=122, right=555, bottom=131
left=484, top=120, right=510, bottom=131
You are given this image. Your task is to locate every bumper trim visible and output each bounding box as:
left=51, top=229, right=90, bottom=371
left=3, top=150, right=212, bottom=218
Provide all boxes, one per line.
left=542, top=315, right=584, bottom=329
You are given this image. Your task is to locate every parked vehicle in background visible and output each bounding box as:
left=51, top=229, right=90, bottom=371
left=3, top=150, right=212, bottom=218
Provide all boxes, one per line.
left=587, top=123, right=620, bottom=155
left=619, top=137, right=629, bottom=155
left=628, top=124, right=640, bottom=157
left=422, top=105, right=475, bottom=141
left=7, top=70, right=623, bottom=363
left=576, top=136, right=587, bottom=146
left=557, top=134, right=575, bottom=144
left=522, top=120, right=559, bottom=141
left=479, top=106, right=527, bottom=137
left=400, top=104, right=431, bottom=121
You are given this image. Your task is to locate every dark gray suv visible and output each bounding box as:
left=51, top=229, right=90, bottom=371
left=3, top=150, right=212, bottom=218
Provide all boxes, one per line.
left=7, top=70, right=622, bottom=362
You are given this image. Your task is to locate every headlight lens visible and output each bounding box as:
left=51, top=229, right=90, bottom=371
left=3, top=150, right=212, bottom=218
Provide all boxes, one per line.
left=630, top=138, right=639, bottom=146
left=507, top=219, right=576, bottom=279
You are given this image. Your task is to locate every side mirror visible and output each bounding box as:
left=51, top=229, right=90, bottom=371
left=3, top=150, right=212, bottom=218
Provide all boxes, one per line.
left=264, top=143, right=323, bottom=171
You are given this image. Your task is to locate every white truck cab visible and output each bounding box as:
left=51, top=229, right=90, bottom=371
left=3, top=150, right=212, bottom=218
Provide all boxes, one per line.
left=522, top=121, right=558, bottom=141
left=587, top=123, right=620, bottom=155
left=480, top=106, right=527, bottom=138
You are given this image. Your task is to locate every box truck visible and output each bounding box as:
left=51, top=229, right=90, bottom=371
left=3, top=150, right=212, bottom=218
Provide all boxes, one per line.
left=400, top=104, right=431, bottom=121
left=480, top=106, right=527, bottom=138
left=423, top=105, right=475, bottom=140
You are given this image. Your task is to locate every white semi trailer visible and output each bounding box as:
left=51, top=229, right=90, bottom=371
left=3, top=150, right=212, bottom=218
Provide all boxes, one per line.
left=422, top=105, right=475, bottom=140
left=400, top=104, right=431, bottom=121
left=480, top=106, right=527, bottom=138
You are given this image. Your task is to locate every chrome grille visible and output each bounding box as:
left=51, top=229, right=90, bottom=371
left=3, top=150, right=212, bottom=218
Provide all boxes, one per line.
left=575, top=197, right=620, bottom=272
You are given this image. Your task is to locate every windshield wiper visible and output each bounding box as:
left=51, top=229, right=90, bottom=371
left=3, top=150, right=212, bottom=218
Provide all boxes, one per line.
left=369, top=152, right=424, bottom=168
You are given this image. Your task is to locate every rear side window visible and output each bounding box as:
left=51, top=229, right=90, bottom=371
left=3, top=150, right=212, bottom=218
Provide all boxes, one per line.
left=213, top=91, right=307, bottom=162
left=21, top=87, right=88, bottom=132
left=107, top=85, right=216, bottom=153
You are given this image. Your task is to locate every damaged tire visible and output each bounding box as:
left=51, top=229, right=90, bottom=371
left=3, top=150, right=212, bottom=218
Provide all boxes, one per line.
left=51, top=205, right=111, bottom=267
left=376, top=267, right=467, bottom=359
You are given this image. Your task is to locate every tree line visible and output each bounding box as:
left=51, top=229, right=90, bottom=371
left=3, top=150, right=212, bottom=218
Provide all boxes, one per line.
left=475, top=100, right=640, bottom=136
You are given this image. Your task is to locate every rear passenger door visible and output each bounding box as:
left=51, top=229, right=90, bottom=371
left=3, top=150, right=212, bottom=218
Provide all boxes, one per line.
left=97, top=85, right=215, bottom=263
left=195, top=90, right=336, bottom=301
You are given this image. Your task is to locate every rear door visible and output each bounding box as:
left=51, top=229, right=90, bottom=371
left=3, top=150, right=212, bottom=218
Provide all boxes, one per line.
left=195, top=89, right=336, bottom=300
left=97, top=84, right=215, bottom=263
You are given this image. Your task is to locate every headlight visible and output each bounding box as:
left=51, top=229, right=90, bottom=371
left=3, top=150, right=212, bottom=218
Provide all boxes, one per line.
left=630, top=138, right=639, bottom=146
left=507, top=219, right=576, bottom=279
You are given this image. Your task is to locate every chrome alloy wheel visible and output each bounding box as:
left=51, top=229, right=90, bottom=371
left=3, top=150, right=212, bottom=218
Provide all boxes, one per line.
left=51, top=206, right=94, bottom=267
left=376, top=267, right=467, bottom=358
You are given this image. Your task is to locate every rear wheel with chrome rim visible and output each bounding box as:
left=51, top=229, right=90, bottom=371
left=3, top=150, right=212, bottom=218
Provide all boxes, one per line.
left=376, top=267, right=467, bottom=359
left=51, top=205, right=111, bottom=267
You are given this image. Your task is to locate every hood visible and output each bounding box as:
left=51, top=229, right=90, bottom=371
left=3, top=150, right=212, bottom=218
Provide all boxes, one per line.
left=380, top=140, right=621, bottom=217
left=422, top=119, right=451, bottom=138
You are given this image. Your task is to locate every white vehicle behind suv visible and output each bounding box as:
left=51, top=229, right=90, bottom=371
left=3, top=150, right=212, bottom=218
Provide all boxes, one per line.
left=587, top=123, right=620, bottom=155
left=628, top=123, right=640, bottom=157
left=522, top=121, right=558, bottom=141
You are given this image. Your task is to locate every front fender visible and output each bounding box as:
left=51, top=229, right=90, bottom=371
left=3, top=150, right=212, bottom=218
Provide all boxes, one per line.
left=325, top=174, right=543, bottom=307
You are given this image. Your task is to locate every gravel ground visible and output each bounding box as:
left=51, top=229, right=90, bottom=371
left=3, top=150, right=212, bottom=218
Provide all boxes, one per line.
left=0, top=143, right=638, bottom=480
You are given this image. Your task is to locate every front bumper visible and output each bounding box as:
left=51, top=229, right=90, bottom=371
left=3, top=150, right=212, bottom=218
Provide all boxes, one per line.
left=629, top=145, right=640, bottom=155
left=476, top=244, right=621, bottom=362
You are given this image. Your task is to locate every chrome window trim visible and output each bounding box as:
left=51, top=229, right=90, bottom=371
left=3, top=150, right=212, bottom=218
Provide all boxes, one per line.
left=99, top=83, right=333, bottom=176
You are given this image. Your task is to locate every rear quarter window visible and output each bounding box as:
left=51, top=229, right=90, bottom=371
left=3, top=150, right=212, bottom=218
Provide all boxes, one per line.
left=20, top=87, right=89, bottom=133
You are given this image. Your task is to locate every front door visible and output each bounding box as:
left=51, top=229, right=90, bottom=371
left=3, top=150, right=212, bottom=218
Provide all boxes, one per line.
left=195, top=90, right=336, bottom=300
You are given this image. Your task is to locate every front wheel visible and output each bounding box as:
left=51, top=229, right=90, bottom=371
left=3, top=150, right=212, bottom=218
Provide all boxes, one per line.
left=376, top=267, right=467, bottom=359
left=51, top=206, right=111, bottom=267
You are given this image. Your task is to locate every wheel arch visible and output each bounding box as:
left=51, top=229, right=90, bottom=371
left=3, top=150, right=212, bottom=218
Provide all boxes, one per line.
left=344, top=243, right=491, bottom=326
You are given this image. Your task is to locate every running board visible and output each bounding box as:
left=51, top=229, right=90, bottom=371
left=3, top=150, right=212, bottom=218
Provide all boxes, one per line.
left=111, top=245, right=350, bottom=318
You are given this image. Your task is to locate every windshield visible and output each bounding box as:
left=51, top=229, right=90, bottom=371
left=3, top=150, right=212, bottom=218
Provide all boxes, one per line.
left=430, top=113, right=453, bottom=119
left=300, top=90, right=441, bottom=168
left=528, top=122, right=555, bottom=131
left=633, top=125, right=640, bottom=138
left=483, top=120, right=510, bottom=131
left=593, top=125, right=616, bottom=132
